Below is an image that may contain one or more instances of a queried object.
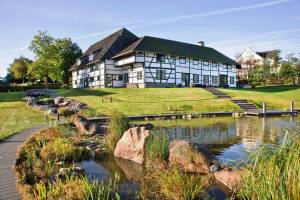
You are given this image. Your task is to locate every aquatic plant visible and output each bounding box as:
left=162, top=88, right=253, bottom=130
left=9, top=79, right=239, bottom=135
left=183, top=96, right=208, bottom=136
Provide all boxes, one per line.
left=107, top=111, right=130, bottom=152
left=140, top=165, right=211, bottom=200
left=40, top=137, right=90, bottom=162
left=238, top=131, right=300, bottom=199
left=34, top=176, right=120, bottom=200
left=145, top=129, right=169, bottom=162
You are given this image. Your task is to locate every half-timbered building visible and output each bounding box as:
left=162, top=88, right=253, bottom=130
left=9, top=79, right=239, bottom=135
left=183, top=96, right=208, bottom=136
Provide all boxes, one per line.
left=70, top=28, right=240, bottom=88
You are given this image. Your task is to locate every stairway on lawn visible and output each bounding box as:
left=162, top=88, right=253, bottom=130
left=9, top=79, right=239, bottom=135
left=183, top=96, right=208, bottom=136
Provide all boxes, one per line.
left=231, top=99, right=257, bottom=110
left=204, top=87, right=231, bottom=99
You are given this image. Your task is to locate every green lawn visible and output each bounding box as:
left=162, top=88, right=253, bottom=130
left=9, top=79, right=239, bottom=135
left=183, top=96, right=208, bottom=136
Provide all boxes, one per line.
left=0, top=92, right=46, bottom=141
left=220, top=85, right=300, bottom=110
left=57, top=88, right=238, bottom=116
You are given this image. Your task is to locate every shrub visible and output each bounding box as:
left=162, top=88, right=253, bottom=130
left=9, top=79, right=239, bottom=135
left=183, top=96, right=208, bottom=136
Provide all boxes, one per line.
left=40, top=137, right=90, bottom=162
left=238, top=132, right=300, bottom=199
left=107, top=112, right=129, bottom=152
left=15, top=128, right=89, bottom=186
left=145, top=130, right=169, bottom=162
left=57, top=107, right=75, bottom=117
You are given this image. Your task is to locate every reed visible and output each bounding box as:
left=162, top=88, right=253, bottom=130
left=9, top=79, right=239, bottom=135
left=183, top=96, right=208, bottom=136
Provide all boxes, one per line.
left=107, top=112, right=129, bottom=152
left=145, top=129, right=169, bottom=162
left=238, top=132, right=300, bottom=199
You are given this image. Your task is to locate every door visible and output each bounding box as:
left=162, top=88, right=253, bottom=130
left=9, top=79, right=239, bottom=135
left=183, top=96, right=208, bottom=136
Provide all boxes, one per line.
left=181, top=73, right=190, bottom=87
left=83, top=78, right=89, bottom=88
left=124, top=73, right=129, bottom=83
left=219, top=75, right=228, bottom=87
left=106, top=75, right=113, bottom=87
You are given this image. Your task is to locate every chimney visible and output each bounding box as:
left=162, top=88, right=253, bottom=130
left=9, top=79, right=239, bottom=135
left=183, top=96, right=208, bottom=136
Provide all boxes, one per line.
left=197, top=41, right=205, bottom=47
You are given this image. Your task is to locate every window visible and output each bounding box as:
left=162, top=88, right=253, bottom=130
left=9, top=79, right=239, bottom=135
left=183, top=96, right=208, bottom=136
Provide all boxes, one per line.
left=156, top=54, right=165, bottom=63
left=77, top=71, right=79, bottom=75
left=137, top=71, right=143, bottom=80
left=89, top=54, right=94, bottom=61
left=203, top=75, right=209, bottom=84
left=228, top=66, right=232, bottom=71
left=193, top=59, right=199, bottom=65
left=156, top=70, right=166, bottom=80
left=74, top=80, right=77, bottom=84
left=118, top=75, right=123, bottom=81
left=193, top=74, right=199, bottom=83
left=179, top=57, right=186, bottom=64
left=137, top=52, right=145, bottom=56
left=89, top=77, right=94, bottom=82
left=170, top=56, right=176, bottom=64
left=230, top=77, right=235, bottom=84
left=203, top=61, right=209, bottom=66
left=212, top=76, right=219, bottom=84
left=212, top=62, right=218, bottom=70
left=97, top=76, right=100, bottom=81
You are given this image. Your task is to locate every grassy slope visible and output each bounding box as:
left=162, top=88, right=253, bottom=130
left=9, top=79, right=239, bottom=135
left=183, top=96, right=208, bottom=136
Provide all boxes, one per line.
left=220, top=85, right=300, bottom=110
left=57, top=88, right=238, bottom=116
left=0, top=92, right=45, bottom=141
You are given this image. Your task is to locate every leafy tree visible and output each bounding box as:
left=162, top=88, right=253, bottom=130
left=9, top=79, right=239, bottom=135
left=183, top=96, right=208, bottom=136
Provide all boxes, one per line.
left=29, top=31, right=82, bottom=86
left=11, top=56, right=32, bottom=83
left=29, top=31, right=55, bottom=86
left=52, top=38, right=82, bottom=84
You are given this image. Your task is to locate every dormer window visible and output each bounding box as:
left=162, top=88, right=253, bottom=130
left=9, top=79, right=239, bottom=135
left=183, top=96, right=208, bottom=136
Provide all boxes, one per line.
left=77, top=59, right=81, bottom=66
left=156, top=54, right=165, bottom=63
left=89, top=54, right=94, bottom=61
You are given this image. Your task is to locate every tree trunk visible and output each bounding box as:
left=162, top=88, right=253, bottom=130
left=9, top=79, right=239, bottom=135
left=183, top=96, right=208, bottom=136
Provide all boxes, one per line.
left=45, top=77, right=48, bottom=88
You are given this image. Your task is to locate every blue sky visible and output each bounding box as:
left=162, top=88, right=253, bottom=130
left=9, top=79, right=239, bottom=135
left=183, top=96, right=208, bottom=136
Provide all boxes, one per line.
left=0, top=0, right=300, bottom=76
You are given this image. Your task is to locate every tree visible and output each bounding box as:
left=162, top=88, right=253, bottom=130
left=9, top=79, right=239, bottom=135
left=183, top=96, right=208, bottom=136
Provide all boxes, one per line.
left=11, top=56, right=31, bottom=83
left=29, top=31, right=82, bottom=86
left=52, top=38, right=82, bottom=84
left=29, top=31, right=55, bottom=86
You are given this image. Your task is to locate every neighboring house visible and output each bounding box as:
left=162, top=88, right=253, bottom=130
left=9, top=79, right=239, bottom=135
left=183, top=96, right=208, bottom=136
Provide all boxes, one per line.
left=236, top=47, right=277, bottom=80
left=70, top=28, right=240, bottom=88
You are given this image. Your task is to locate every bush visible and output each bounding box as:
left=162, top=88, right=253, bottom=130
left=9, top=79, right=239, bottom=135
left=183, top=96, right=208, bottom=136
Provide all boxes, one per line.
left=0, top=83, right=63, bottom=93
left=40, top=137, right=90, bottom=162
left=238, top=132, right=300, bottom=199
left=57, top=107, right=75, bottom=117
left=15, top=128, right=90, bottom=185
left=107, top=112, right=129, bottom=152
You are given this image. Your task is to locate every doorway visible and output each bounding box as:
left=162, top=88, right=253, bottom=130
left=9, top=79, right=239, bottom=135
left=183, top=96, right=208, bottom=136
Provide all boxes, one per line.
left=219, top=75, right=228, bottom=87
left=83, top=78, right=89, bottom=88
left=106, top=74, right=113, bottom=87
left=181, top=73, right=190, bottom=87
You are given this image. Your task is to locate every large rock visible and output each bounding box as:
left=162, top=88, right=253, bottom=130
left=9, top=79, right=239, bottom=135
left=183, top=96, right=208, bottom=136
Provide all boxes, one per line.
left=214, top=168, right=244, bottom=192
left=114, top=126, right=150, bottom=164
left=169, top=140, right=220, bottom=174
left=72, top=115, right=100, bottom=135
left=54, top=96, right=65, bottom=105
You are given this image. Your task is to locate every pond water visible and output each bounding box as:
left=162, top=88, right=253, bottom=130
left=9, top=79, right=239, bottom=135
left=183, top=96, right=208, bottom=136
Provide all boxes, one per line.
left=79, top=116, right=300, bottom=199
left=151, top=116, right=300, bottom=165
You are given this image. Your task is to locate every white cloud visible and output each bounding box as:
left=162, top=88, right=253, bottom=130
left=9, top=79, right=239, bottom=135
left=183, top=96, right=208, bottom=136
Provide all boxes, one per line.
left=137, top=0, right=294, bottom=26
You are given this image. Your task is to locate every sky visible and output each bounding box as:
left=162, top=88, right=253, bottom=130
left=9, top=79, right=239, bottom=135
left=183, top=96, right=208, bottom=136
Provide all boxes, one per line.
left=0, top=0, right=300, bottom=76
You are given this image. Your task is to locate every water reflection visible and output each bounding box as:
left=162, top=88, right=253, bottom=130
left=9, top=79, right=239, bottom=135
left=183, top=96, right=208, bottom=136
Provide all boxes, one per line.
left=152, top=116, right=300, bottom=164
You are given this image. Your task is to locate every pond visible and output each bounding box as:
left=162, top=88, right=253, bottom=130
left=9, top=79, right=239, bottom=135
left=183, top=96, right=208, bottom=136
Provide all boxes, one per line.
left=79, top=116, right=300, bottom=199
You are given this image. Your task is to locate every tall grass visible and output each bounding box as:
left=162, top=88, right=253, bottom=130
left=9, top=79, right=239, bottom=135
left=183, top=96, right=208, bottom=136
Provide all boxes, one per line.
left=238, top=132, right=300, bottom=199
left=145, top=129, right=169, bottom=162
left=107, top=112, right=129, bottom=152
left=34, top=176, right=120, bottom=200
left=140, top=165, right=211, bottom=200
